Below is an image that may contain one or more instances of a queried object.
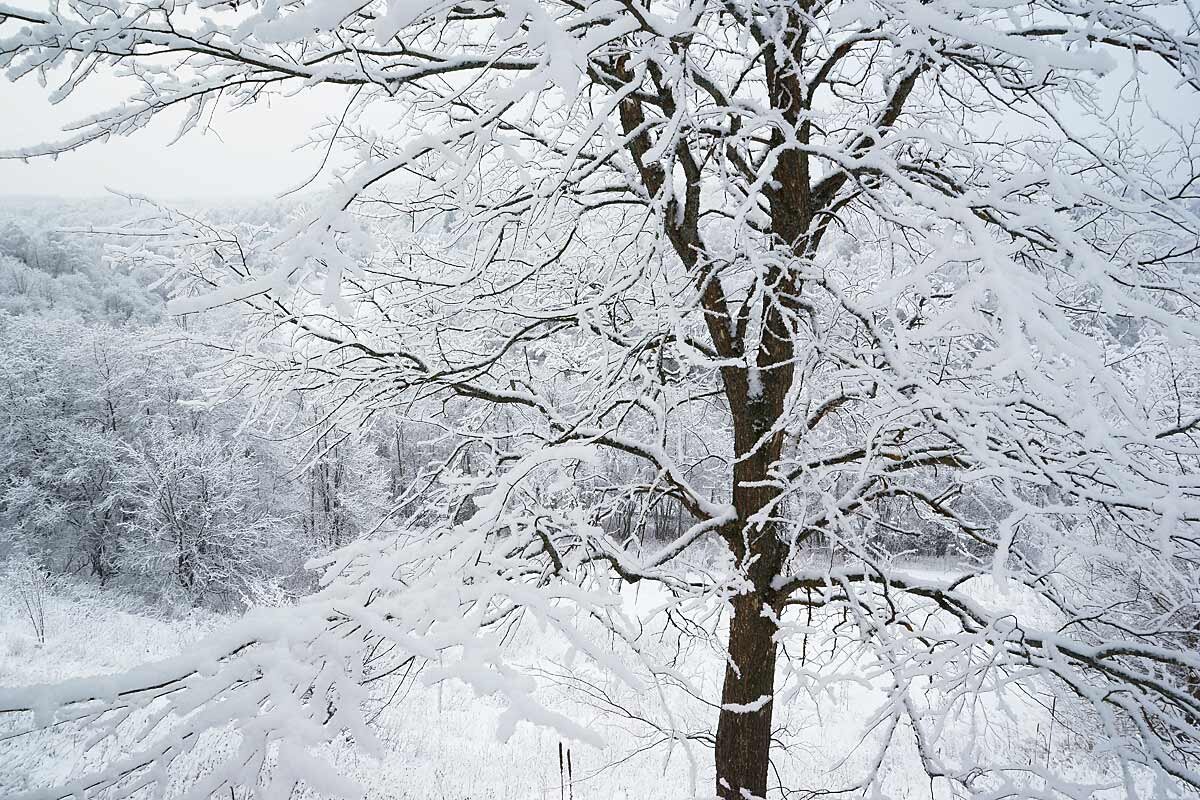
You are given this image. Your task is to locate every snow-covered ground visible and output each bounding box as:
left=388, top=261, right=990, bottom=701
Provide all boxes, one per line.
left=0, top=580, right=699, bottom=800
left=0, top=582, right=225, bottom=688
left=0, top=573, right=1106, bottom=800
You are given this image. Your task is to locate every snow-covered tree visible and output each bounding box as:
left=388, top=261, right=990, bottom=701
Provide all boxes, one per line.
left=0, top=311, right=307, bottom=604
left=0, top=317, right=141, bottom=582
left=119, top=425, right=293, bottom=608
left=2, top=2, right=1200, bottom=799
left=286, top=403, right=391, bottom=552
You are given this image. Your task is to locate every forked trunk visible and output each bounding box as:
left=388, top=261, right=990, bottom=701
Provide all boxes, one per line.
left=715, top=592, right=779, bottom=800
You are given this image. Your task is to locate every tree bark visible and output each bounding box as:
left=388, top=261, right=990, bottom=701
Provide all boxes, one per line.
left=715, top=591, right=779, bottom=800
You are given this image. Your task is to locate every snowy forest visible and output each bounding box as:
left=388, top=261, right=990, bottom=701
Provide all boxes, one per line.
left=1, top=1, right=1199, bottom=800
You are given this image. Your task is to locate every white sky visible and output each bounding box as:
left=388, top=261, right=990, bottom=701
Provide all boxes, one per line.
left=0, top=72, right=341, bottom=199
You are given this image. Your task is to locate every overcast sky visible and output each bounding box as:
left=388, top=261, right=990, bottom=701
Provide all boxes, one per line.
left=0, top=72, right=339, bottom=199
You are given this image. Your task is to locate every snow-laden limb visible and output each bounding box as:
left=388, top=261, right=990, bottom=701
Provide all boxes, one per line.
left=0, top=465, right=653, bottom=799
left=3, top=0, right=1200, bottom=798
left=769, top=566, right=1200, bottom=796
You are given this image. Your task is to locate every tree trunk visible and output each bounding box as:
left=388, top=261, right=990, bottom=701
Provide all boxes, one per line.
left=715, top=591, right=779, bottom=800
left=714, top=382, right=788, bottom=799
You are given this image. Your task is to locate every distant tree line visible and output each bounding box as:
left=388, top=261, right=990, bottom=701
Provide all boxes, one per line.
left=0, top=209, right=396, bottom=609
